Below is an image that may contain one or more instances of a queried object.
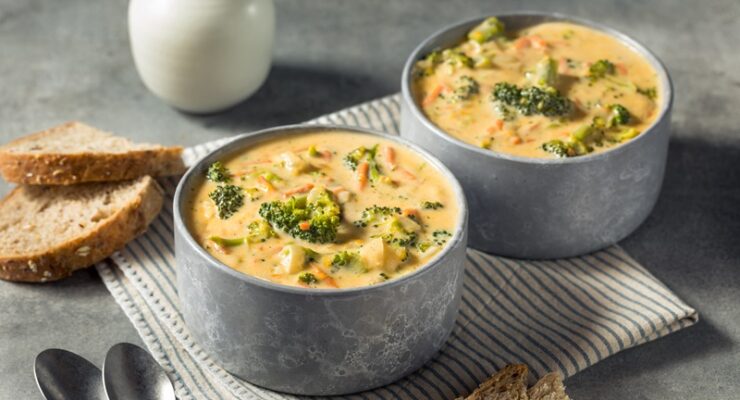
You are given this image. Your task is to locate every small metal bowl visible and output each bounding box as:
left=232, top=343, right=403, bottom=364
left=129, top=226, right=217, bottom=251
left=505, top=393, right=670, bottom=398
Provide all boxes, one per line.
left=173, top=125, right=468, bottom=395
left=400, top=12, right=673, bottom=258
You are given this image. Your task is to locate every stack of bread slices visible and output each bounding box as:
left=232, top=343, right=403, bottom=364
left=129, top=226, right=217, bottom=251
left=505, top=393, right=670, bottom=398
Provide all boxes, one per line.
left=0, top=122, right=185, bottom=282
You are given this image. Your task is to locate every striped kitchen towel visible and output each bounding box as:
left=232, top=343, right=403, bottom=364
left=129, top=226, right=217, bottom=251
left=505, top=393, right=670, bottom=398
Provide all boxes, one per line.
left=96, top=94, right=698, bottom=400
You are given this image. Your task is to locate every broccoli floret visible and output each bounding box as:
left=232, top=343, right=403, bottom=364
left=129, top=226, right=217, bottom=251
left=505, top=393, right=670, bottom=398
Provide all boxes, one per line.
left=450, top=76, right=480, bottom=102
left=331, top=250, right=359, bottom=268
left=354, top=206, right=401, bottom=228
left=492, top=82, right=520, bottom=104
left=613, top=128, right=640, bottom=142
left=492, top=101, right=516, bottom=122
left=298, top=272, right=318, bottom=285
left=381, top=217, right=418, bottom=247
left=258, top=189, right=341, bottom=244
left=467, top=17, right=505, bottom=43
left=343, top=145, right=383, bottom=182
left=209, top=184, right=244, bottom=219
left=528, top=57, right=559, bottom=88
left=541, top=140, right=571, bottom=158
left=518, top=86, right=572, bottom=117
left=414, top=50, right=443, bottom=78
left=416, top=241, right=433, bottom=253
left=343, top=145, right=374, bottom=170
left=588, top=59, right=616, bottom=81
left=247, top=220, right=278, bottom=243
left=424, top=50, right=443, bottom=65
left=636, top=86, right=657, bottom=100
left=206, top=162, right=231, bottom=183
left=421, top=201, right=444, bottom=210
left=492, top=83, right=572, bottom=118
left=441, top=49, right=473, bottom=69
left=607, top=104, right=631, bottom=127
left=354, top=206, right=417, bottom=249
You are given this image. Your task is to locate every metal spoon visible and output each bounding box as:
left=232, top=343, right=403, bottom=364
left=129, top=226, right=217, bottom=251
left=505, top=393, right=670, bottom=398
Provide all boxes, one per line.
left=34, top=348, right=106, bottom=400
left=103, top=342, right=176, bottom=400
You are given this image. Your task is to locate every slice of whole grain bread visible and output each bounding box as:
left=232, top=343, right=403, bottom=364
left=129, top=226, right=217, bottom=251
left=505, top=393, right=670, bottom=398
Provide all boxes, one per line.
left=0, top=176, right=163, bottom=282
left=464, top=364, right=530, bottom=400
left=0, top=121, right=185, bottom=185
left=527, top=372, right=570, bottom=400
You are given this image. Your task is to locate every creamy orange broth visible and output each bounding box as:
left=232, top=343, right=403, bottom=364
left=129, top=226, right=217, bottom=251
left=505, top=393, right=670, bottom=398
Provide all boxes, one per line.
left=412, top=21, right=661, bottom=158
left=187, top=131, right=458, bottom=289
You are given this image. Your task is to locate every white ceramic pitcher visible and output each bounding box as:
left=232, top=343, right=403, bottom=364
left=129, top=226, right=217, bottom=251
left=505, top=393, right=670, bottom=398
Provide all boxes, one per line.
left=129, top=0, right=275, bottom=113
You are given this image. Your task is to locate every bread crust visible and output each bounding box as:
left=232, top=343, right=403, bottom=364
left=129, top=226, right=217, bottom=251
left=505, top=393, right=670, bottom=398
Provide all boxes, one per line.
left=462, top=364, right=529, bottom=400
left=527, top=372, right=570, bottom=400
left=0, top=177, right=164, bottom=282
left=0, top=121, right=185, bottom=185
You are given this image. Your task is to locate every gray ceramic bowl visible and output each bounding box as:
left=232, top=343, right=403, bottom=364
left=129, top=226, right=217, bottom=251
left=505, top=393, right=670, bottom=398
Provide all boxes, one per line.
left=174, top=125, right=468, bottom=395
left=401, top=12, right=673, bottom=259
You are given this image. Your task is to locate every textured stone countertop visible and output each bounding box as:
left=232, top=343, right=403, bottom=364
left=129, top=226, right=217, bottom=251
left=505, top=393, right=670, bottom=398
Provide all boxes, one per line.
left=1, top=0, right=738, bottom=398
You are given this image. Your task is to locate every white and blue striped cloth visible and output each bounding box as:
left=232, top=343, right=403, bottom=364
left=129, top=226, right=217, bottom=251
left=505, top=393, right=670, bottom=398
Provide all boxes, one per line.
left=96, top=94, right=698, bottom=400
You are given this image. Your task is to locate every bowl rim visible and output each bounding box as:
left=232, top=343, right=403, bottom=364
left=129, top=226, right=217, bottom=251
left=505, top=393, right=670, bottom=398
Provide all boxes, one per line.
left=400, top=11, right=674, bottom=165
left=173, top=124, right=469, bottom=297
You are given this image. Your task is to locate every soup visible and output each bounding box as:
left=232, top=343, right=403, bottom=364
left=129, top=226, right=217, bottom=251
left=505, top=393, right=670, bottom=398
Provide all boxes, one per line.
left=187, top=131, right=459, bottom=289
left=412, top=19, right=661, bottom=158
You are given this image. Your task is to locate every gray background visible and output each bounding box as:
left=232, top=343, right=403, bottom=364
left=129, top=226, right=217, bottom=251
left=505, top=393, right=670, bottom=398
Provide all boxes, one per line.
left=1, top=0, right=738, bottom=398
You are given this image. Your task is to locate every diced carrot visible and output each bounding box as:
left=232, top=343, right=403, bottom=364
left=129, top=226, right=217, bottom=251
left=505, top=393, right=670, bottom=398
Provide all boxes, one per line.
left=530, top=35, right=547, bottom=49
left=320, top=150, right=332, bottom=160
left=284, top=183, right=314, bottom=196
left=558, top=58, right=569, bottom=74
left=258, top=175, right=276, bottom=192
left=515, top=37, right=531, bottom=50
left=298, top=221, right=311, bottom=231
left=397, top=167, right=417, bottom=180
left=615, top=62, right=628, bottom=75
left=210, top=242, right=227, bottom=254
left=487, top=119, right=505, bottom=135
left=330, top=185, right=347, bottom=195
left=422, top=84, right=445, bottom=107
left=384, top=146, right=397, bottom=168
left=509, top=136, right=523, bottom=145
left=357, top=161, right=369, bottom=190
left=322, top=276, right=339, bottom=288
left=312, top=267, right=339, bottom=288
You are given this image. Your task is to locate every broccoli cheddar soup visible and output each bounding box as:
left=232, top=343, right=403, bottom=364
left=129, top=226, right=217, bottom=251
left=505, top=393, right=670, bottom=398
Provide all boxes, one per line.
left=412, top=19, right=662, bottom=158
left=187, top=131, right=459, bottom=289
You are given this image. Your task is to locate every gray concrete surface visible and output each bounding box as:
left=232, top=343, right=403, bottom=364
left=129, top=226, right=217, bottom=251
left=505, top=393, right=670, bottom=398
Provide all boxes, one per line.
left=0, top=0, right=738, bottom=398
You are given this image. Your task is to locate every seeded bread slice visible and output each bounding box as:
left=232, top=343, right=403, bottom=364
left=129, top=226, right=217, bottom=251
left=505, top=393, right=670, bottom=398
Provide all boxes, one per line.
left=463, top=364, right=529, bottom=400
left=527, top=373, right=570, bottom=400
left=0, top=121, right=185, bottom=185
left=0, top=176, right=163, bottom=282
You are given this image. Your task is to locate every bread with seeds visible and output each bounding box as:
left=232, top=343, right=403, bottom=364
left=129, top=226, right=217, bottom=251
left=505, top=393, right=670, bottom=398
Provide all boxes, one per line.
left=0, top=176, right=163, bottom=282
left=462, top=364, right=529, bottom=400
left=528, top=372, right=570, bottom=400
left=0, top=121, right=184, bottom=185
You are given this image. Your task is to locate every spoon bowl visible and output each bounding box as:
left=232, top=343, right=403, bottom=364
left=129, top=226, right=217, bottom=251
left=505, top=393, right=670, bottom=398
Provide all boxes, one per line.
left=103, top=343, right=175, bottom=400
left=34, top=349, right=106, bottom=400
